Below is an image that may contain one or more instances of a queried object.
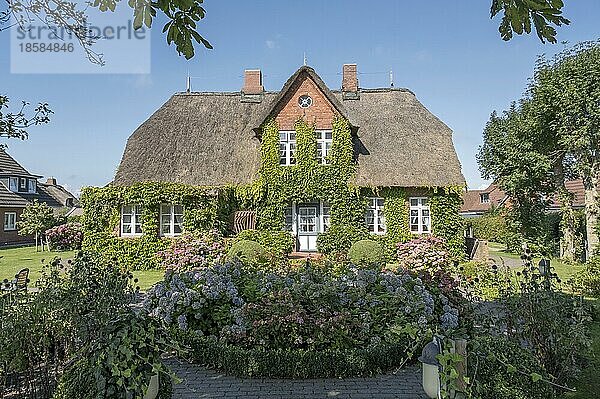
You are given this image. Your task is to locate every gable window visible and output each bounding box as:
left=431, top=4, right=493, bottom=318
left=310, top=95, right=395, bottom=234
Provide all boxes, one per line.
left=366, top=197, right=386, bottom=234
left=160, top=204, right=184, bottom=236
left=279, top=131, right=296, bottom=166
left=480, top=193, right=490, bottom=204
left=4, top=212, right=16, bottom=231
left=8, top=177, right=17, bottom=192
left=409, top=197, right=431, bottom=234
left=121, top=205, right=143, bottom=236
left=28, top=179, right=36, bottom=194
left=315, top=130, right=332, bottom=165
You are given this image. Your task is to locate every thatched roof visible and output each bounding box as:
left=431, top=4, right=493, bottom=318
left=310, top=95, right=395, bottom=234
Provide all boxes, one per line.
left=114, top=66, right=464, bottom=188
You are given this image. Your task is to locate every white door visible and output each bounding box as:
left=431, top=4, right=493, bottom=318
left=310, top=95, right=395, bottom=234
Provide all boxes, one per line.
left=297, top=204, right=319, bottom=252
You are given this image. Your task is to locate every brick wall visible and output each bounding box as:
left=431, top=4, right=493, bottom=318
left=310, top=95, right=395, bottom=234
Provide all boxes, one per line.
left=274, top=74, right=339, bottom=130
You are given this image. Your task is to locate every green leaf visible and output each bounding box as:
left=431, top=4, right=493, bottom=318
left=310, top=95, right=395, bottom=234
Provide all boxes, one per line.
left=531, top=372, right=543, bottom=382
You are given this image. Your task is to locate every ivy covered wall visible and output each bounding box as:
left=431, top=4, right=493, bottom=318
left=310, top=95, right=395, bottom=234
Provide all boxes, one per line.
left=81, top=117, right=465, bottom=270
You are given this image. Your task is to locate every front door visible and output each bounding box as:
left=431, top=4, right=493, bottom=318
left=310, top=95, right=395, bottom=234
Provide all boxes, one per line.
left=297, top=204, right=319, bottom=252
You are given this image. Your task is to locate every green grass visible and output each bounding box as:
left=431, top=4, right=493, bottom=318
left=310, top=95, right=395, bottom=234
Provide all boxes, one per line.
left=0, top=245, right=75, bottom=285
left=0, top=246, right=165, bottom=291
left=132, top=269, right=165, bottom=291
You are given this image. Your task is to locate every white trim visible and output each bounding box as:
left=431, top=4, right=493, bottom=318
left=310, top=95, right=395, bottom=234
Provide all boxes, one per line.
left=409, top=197, right=431, bottom=234
left=160, top=204, right=184, bottom=237
left=121, top=205, right=143, bottom=237
left=315, top=130, right=333, bottom=165
left=320, top=201, right=330, bottom=232
left=278, top=130, right=296, bottom=166
left=3, top=212, right=16, bottom=231
left=366, top=197, right=386, bottom=234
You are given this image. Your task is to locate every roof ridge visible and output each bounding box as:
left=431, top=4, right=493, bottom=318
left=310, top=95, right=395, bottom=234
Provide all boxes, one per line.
left=174, top=87, right=415, bottom=96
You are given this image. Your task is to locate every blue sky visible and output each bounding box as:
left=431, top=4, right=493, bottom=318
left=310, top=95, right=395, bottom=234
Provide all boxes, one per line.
left=1, top=1, right=599, bottom=195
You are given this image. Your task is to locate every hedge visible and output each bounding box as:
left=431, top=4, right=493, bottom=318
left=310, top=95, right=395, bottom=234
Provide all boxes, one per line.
left=186, top=336, right=416, bottom=379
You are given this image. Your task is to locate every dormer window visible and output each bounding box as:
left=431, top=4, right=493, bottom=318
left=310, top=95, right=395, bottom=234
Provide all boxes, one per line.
left=480, top=193, right=490, bottom=204
left=28, top=179, right=36, bottom=194
left=8, top=177, right=36, bottom=193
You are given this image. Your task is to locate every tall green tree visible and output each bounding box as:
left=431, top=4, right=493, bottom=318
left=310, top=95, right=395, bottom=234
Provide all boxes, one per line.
left=17, top=200, right=58, bottom=251
left=479, top=41, right=600, bottom=259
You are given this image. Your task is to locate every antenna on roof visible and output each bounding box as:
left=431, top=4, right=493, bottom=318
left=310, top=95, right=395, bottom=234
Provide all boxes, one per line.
left=186, top=70, right=191, bottom=93
left=303, top=52, right=307, bottom=66
left=389, top=69, right=394, bottom=87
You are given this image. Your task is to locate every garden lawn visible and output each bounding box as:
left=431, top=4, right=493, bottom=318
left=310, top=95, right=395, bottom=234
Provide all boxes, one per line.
left=488, top=241, right=585, bottom=281
left=0, top=246, right=75, bottom=285
left=132, top=270, right=165, bottom=291
left=0, top=246, right=164, bottom=291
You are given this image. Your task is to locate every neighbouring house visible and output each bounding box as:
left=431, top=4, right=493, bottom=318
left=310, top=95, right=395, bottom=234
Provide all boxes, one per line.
left=461, top=181, right=586, bottom=217
left=82, top=64, right=466, bottom=266
left=0, top=149, right=80, bottom=246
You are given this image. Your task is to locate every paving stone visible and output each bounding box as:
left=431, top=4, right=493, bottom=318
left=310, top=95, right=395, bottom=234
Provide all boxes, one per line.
left=165, top=359, right=428, bottom=398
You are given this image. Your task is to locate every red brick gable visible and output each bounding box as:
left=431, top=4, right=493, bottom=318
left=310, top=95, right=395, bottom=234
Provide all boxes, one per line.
left=273, top=74, right=339, bottom=130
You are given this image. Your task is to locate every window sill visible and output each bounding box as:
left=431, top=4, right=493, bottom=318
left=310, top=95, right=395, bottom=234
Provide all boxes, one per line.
left=121, top=233, right=143, bottom=238
left=3, top=228, right=16, bottom=232
left=369, top=231, right=387, bottom=235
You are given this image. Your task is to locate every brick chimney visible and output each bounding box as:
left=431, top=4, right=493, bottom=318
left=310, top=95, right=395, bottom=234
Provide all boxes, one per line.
left=342, top=64, right=358, bottom=92
left=242, top=69, right=264, bottom=94
left=342, top=64, right=359, bottom=100
left=46, top=177, right=57, bottom=185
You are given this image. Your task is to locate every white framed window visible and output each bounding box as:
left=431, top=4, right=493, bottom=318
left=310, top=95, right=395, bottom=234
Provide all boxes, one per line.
left=410, top=197, right=431, bottom=234
left=8, top=177, right=17, bottom=192
left=28, top=179, right=36, bottom=194
left=284, top=205, right=294, bottom=232
left=4, top=212, right=16, bottom=231
left=315, top=130, right=333, bottom=165
left=279, top=131, right=297, bottom=166
left=366, top=197, right=386, bottom=234
left=480, top=193, right=490, bottom=204
left=160, top=204, right=184, bottom=236
left=18, top=178, right=27, bottom=192
left=320, top=201, right=331, bottom=232
left=121, top=205, right=143, bottom=236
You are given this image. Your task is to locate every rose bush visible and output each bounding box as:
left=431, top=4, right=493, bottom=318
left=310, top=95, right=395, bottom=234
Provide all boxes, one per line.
left=45, top=222, right=83, bottom=250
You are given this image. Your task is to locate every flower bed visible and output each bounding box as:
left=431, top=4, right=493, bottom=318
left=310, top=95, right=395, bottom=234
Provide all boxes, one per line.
left=143, top=261, right=462, bottom=378
left=45, top=222, right=83, bottom=250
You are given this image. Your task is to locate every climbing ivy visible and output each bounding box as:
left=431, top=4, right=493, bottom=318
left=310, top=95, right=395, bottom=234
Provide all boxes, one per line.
left=81, top=117, right=465, bottom=268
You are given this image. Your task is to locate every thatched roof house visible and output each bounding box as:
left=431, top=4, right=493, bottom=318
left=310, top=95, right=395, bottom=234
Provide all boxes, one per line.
left=114, top=66, right=464, bottom=188
left=105, top=64, right=465, bottom=254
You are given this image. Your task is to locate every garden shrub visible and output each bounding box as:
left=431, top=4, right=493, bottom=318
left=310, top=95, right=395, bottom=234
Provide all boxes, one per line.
left=45, top=222, right=84, bottom=251
left=157, top=230, right=225, bottom=271
left=396, top=236, right=449, bottom=272
left=468, top=335, right=556, bottom=399
left=470, top=249, right=592, bottom=390
left=348, top=239, right=385, bottom=267
left=144, top=261, right=464, bottom=377
left=468, top=212, right=509, bottom=243
left=234, top=229, right=294, bottom=261
left=0, top=253, right=176, bottom=398
left=226, top=240, right=267, bottom=265
left=570, top=256, right=600, bottom=298
left=316, top=224, right=368, bottom=257
left=188, top=337, right=418, bottom=378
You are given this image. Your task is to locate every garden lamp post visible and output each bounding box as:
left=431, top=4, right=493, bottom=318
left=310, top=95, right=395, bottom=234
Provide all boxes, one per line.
left=538, top=259, right=551, bottom=276
left=418, top=338, right=441, bottom=398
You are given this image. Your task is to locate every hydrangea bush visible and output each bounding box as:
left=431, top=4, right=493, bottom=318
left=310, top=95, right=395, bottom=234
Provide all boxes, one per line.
left=45, top=222, right=83, bottom=250
left=396, top=236, right=449, bottom=271
left=156, top=230, right=225, bottom=271
left=143, top=261, right=461, bottom=354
